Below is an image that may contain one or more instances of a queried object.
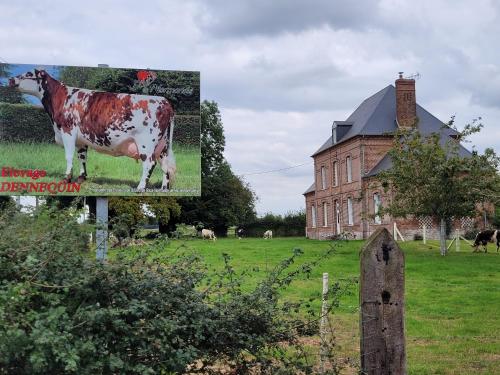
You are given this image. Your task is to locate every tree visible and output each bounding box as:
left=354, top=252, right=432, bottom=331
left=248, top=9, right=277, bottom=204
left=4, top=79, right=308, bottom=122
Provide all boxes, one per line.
left=143, top=197, right=181, bottom=234
left=380, top=119, right=500, bottom=255
left=179, top=101, right=256, bottom=236
left=108, top=197, right=145, bottom=240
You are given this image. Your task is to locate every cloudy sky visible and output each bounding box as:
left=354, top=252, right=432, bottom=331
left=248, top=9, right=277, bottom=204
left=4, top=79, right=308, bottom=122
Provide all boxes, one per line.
left=1, top=0, right=500, bottom=215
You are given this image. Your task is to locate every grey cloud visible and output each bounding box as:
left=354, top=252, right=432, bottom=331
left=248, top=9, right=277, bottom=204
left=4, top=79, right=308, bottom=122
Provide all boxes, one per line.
left=194, top=0, right=381, bottom=37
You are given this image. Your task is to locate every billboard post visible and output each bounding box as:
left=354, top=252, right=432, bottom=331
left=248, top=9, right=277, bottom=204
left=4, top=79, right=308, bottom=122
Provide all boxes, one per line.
left=95, top=65, right=109, bottom=262
left=95, top=196, right=108, bottom=261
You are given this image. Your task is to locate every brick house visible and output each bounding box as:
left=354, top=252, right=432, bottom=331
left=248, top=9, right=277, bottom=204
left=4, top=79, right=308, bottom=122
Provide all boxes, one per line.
left=303, top=74, right=475, bottom=240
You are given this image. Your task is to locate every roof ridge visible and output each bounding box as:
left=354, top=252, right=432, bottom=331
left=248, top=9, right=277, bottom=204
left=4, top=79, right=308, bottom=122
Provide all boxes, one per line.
left=352, top=85, right=393, bottom=135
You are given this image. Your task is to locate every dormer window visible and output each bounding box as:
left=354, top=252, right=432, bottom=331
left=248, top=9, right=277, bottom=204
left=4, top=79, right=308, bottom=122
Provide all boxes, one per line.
left=332, top=124, right=337, bottom=144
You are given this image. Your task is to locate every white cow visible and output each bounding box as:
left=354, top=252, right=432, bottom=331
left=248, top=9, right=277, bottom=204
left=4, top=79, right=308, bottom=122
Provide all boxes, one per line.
left=263, top=230, right=273, bottom=239
left=201, top=229, right=216, bottom=241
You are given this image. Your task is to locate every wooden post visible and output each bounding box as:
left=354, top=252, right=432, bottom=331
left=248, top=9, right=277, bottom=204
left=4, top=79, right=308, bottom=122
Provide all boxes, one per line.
left=360, top=228, right=406, bottom=375
left=423, top=224, right=426, bottom=245
left=393, top=222, right=397, bottom=240
left=319, top=272, right=329, bottom=373
left=455, top=229, right=460, bottom=252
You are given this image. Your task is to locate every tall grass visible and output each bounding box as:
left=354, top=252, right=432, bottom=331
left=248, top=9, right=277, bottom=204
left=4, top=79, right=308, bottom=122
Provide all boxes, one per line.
left=0, top=142, right=200, bottom=196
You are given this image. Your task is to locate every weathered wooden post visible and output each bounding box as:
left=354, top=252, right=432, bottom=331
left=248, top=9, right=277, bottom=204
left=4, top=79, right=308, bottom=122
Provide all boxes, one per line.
left=422, top=224, right=426, bottom=245
left=455, top=229, right=460, bottom=252
left=360, top=228, right=406, bottom=375
left=319, top=272, right=329, bottom=373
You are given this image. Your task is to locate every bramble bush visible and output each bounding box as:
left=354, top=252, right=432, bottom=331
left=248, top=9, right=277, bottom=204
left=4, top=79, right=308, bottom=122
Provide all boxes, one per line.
left=0, top=206, right=353, bottom=374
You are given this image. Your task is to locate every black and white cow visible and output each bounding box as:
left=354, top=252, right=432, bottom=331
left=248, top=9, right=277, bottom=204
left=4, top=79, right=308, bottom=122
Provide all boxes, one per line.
left=472, top=229, right=499, bottom=253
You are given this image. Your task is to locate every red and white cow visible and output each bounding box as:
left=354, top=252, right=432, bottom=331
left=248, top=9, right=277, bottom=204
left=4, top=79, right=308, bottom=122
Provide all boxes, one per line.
left=8, top=69, right=176, bottom=191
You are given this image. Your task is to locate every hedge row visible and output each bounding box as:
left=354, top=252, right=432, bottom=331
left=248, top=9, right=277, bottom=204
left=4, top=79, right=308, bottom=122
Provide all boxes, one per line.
left=242, top=212, right=306, bottom=237
left=0, top=103, right=54, bottom=143
left=0, top=103, right=199, bottom=146
left=242, top=225, right=305, bottom=237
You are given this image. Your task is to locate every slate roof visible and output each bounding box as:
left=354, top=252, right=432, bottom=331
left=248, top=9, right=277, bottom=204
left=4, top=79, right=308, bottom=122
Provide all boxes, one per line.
left=308, top=84, right=472, bottom=185
left=312, top=85, right=468, bottom=157
left=303, top=182, right=315, bottom=195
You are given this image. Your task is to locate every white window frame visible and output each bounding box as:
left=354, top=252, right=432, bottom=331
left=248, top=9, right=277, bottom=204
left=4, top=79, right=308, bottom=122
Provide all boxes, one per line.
left=346, top=156, right=352, bottom=183
left=321, top=166, right=327, bottom=190
left=374, top=193, right=381, bottom=224
left=323, top=202, right=328, bottom=227
left=311, top=205, right=317, bottom=228
left=333, top=161, right=338, bottom=187
left=347, top=197, right=354, bottom=225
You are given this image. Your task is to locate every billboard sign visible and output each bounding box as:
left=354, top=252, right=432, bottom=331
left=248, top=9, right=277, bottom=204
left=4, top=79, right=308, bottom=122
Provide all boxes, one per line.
left=0, top=63, right=200, bottom=196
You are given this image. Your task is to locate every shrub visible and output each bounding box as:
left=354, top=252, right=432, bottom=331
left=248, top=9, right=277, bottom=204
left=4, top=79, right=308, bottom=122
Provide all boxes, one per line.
left=0, top=206, right=352, bottom=374
left=0, top=103, right=54, bottom=143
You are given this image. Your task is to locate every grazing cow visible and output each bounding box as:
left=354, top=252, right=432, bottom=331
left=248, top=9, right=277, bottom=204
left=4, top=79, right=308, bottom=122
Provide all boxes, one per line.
left=263, top=230, right=273, bottom=239
left=201, top=229, right=216, bottom=241
left=472, top=229, right=499, bottom=253
left=8, top=69, right=176, bottom=191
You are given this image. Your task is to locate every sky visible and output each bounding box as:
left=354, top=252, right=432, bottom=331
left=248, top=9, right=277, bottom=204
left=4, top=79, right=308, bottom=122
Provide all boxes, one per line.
left=1, top=0, right=500, bottom=215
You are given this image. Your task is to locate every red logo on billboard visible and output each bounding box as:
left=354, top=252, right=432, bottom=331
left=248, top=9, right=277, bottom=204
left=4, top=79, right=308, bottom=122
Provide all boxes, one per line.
left=137, top=70, right=157, bottom=82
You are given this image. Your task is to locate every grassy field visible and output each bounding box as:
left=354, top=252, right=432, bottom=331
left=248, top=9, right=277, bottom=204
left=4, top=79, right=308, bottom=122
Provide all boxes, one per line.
left=112, top=237, right=500, bottom=374
left=0, top=142, right=200, bottom=196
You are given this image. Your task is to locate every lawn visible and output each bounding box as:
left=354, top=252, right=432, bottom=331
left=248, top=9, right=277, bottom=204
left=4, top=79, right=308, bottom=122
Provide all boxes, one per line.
left=0, top=142, right=200, bottom=196
left=112, top=237, right=500, bottom=374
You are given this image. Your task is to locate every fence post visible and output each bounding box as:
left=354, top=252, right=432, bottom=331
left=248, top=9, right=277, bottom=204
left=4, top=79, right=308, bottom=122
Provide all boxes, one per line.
left=360, top=228, right=406, bottom=375
left=423, top=224, right=426, bottom=244
left=319, top=272, right=329, bottom=373
left=455, top=229, right=460, bottom=252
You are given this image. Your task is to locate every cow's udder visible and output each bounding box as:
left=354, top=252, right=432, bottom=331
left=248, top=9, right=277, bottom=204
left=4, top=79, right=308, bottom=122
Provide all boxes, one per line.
left=116, top=139, right=140, bottom=159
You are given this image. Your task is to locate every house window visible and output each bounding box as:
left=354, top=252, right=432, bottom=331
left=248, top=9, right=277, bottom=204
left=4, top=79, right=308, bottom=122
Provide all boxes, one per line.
left=321, top=166, right=327, bottom=190
left=333, top=161, right=338, bottom=187
left=335, top=200, right=341, bottom=234
left=346, top=156, right=352, bottom=183
left=323, top=202, right=328, bottom=227
left=311, top=205, right=317, bottom=228
left=374, top=193, right=381, bottom=224
left=347, top=197, right=354, bottom=225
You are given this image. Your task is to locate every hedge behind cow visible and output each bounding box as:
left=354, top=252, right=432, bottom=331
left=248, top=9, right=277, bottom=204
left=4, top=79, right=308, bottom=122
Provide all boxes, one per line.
left=0, top=103, right=200, bottom=146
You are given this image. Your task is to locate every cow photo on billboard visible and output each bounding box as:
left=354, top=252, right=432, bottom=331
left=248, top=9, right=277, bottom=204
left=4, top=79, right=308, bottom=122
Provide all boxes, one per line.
left=8, top=69, right=176, bottom=191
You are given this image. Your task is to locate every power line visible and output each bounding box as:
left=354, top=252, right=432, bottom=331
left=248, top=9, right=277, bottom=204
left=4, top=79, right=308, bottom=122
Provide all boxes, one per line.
left=238, top=161, right=312, bottom=177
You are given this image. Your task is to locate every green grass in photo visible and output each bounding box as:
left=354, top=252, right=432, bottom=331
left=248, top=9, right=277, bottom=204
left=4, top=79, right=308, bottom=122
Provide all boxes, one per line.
left=0, top=142, right=200, bottom=196
left=112, top=237, right=500, bottom=374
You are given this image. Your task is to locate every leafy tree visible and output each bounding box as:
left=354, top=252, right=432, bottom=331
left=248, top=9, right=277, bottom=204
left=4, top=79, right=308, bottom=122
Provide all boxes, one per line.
left=143, top=197, right=181, bottom=234
left=380, top=119, right=500, bottom=255
left=108, top=197, right=145, bottom=239
left=200, top=100, right=225, bottom=178
left=0, top=196, right=15, bottom=212
left=179, top=101, right=256, bottom=236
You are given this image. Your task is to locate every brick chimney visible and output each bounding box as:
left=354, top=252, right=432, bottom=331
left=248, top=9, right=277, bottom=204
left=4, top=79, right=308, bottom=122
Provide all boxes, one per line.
left=395, top=72, right=417, bottom=128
